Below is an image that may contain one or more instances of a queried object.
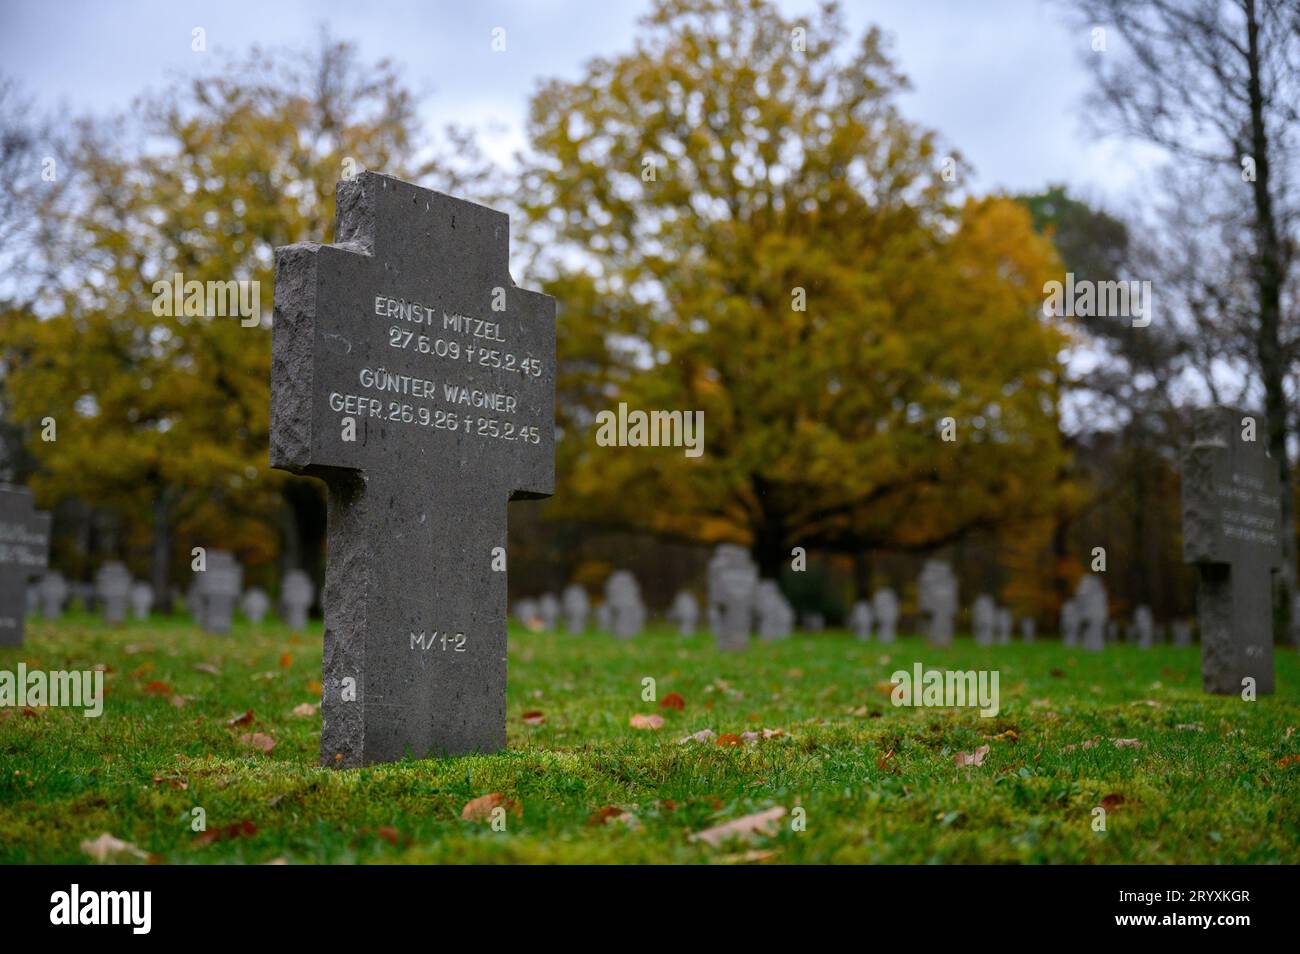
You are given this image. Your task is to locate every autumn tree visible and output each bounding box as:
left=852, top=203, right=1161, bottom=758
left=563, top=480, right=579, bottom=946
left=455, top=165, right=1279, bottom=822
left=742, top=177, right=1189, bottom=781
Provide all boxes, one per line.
left=520, top=0, right=1068, bottom=577
left=0, top=35, right=483, bottom=604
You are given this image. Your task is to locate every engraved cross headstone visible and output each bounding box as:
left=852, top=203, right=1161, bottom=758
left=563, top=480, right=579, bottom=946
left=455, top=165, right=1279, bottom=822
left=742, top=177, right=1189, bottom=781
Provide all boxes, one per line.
left=1181, top=408, right=1282, bottom=695
left=94, top=562, right=131, bottom=626
left=271, top=172, right=555, bottom=765
left=0, top=485, right=51, bottom=646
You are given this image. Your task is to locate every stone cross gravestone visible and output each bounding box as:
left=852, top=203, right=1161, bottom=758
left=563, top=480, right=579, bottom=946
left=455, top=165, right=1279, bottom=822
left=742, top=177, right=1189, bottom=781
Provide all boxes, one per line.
left=1075, top=574, right=1108, bottom=651
left=918, top=559, right=957, bottom=648
left=38, top=571, right=67, bottom=621
left=668, top=590, right=698, bottom=637
left=1020, top=617, right=1036, bottom=644
left=537, top=592, right=560, bottom=632
left=281, top=570, right=315, bottom=630
left=1133, top=605, right=1154, bottom=649
left=130, top=581, right=154, bottom=621
left=0, top=485, right=50, bottom=647
left=1060, top=597, right=1080, bottom=647
left=709, top=544, right=757, bottom=651
left=242, top=588, right=271, bottom=624
left=605, top=571, right=645, bottom=639
left=872, top=587, right=898, bottom=643
left=514, top=597, right=539, bottom=629
left=195, top=551, right=241, bottom=635
left=755, top=580, right=794, bottom=641
left=1181, top=408, right=1282, bottom=695
left=994, top=607, right=1013, bottom=645
left=848, top=599, right=873, bottom=641
left=94, top=562, right=131, bottom=626
left=271, top=172, right=555, bottom=765
left=972, top=594, right=995, bottom=647
left=561, top=583, right=589, bottom=633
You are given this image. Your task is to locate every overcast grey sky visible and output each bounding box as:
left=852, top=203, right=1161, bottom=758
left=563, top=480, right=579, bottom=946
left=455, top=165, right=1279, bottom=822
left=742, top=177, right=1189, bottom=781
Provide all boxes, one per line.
left=0, top=0, right=1165, bottom=205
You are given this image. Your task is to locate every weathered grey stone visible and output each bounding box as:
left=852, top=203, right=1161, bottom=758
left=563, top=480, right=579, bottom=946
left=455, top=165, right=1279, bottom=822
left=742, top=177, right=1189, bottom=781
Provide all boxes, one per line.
left=242, top=588, right=270, bottom=624
left=668, top=589, right=698, bottom=636
left=708, top=544, right=757, bottom=651
left=537, top=592, right=560, bottom=632
left=1060, top=598, right=1080, bottom=646
left=561, top=584, right=589, bottom=633
left=281, top=570, right=315, bottom=630
left=972, top=594, right=995, bottom=647
left=918, top=559, right=957, bottom=648
left=38, top=572, right=66, bottom=620
left=605, top=571, right=645, bottom=639
left=1181, top=408, right=1281, bottom=695
left=848, top=599, right=873, bottom=641
left=1020, top=617, right=1036, bottom=643
left=594, top=602, right=612, bottom=633
left=0, top=485, right=50, bottom=646
left=513, top=597, right=539, bottom=629
left=872, top=587, right=898, bottom=643
left=129, top=581, right=153, bottom=620
left=271, top=172, right=555, bottom=765
left=755, top=580, right=794, bottom=641
left=94, top=562, right=131, bottom=626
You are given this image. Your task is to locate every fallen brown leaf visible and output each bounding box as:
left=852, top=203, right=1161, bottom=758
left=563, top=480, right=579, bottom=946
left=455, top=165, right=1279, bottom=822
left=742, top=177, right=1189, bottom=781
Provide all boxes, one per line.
left=240, top=732, right=275, bottom=753
left=461, top=792, right=520, bottom=821
left=81, top=832, right=147, bottom=863
left=659, top=692, right=686, bottom=711
left=955, top=744, right=991, bottom=767
left=630, top=713, right=664, bottom=730
left=521, top=710, right=545, bottom=726
left=226, top=709, right=255, bottom=727
left=690, top=806, right=787, bottom=847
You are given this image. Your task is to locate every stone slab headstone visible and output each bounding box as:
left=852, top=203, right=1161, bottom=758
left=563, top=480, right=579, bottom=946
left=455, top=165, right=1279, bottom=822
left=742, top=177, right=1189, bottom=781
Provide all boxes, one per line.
left=848, top=599, right=873, bottom=641
left=872, top=587, right=898, bottom=643
left=668, top=590, right=698, bottom=637
left=708, top=544, right=757, bottom=651
left=242, top=587, right=271, bottom=624
left=972, top=594, right=995, bottom=647
left=281, top=569, right=315, bottom=631
left=1181, top=407, right=1282, bottom=694
left=1075, top=574, right=1108, bottom=652
left=755, top=580, right=794, bottom=641
left=129, top=581, right=154, bottom=621
left=38, top=571, right=67, bottom=621
left=94, top=562, right=131, bottom=626
left=561, top=583, right=589, bottom=633
left=918, top=559, right=957, bottom=648
left=801, top=611, right=825, bottom=634
left=271, top=172, right=555, bottom=764
left=0, top=485, right=51, bottom=646
left=1172, top=620, right=1192, bottom=647
left=605, top=571, right=645, bottom=639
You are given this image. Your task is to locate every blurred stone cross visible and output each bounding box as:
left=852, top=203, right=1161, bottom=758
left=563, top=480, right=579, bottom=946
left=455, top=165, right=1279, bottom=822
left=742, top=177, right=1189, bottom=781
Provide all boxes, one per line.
left=1181, top=407, right=1282, bottom=695
left=0, top=485, right=51, bottom=647
left=271, top=171, right=555, bottom=766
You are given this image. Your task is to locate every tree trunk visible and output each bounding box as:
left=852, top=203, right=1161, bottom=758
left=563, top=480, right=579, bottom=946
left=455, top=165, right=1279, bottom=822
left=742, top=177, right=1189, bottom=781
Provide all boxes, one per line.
left=150, top=490, right=172, bottom=613
left=1244, top=0, right=1294, bottom=640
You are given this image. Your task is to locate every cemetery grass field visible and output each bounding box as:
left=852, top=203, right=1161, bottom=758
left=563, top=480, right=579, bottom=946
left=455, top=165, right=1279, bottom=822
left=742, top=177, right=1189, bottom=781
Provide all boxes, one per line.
left=3, top=615, right=1299, bottom=865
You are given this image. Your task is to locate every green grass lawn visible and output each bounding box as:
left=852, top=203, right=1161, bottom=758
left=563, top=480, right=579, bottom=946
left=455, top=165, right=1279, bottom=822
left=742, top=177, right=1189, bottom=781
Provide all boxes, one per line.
left=2, top=613, right=1299, bottom=864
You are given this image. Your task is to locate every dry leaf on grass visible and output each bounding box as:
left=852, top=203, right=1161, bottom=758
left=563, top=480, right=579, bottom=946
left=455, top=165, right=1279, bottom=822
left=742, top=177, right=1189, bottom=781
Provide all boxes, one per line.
left=1112, top=738, right=1142, bottom=749
left=690, top=806, right=787, bottom=847
left=142, top=680, right=173, bottom=696
left=659, top=692, right=686, bottom=711
left=630, top=713, right=664, bottom=730
left=81, top=833, right=147, bottom=863
left=226, top=709, right=255, bottom=727
left=193, top=662, right=221, bottom=676
left=240, top=732, right=276, bottom=753
left=461, top=792, right=520, bottom=821
left=521, top=710, right=545, bottom=726
left=194, top=820, right=258, bottom=847
left=292, top=702, right=319, bottom=717
left=678, top=729, right=716, bottom=744
left=955, top=744, right=990, bottom=767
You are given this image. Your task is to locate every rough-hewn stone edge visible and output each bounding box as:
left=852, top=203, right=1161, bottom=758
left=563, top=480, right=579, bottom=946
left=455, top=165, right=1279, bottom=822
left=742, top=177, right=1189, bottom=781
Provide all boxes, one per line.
left=270, top=243, right=319, bottom=472
left=335, top=173, right=378, bottom=253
